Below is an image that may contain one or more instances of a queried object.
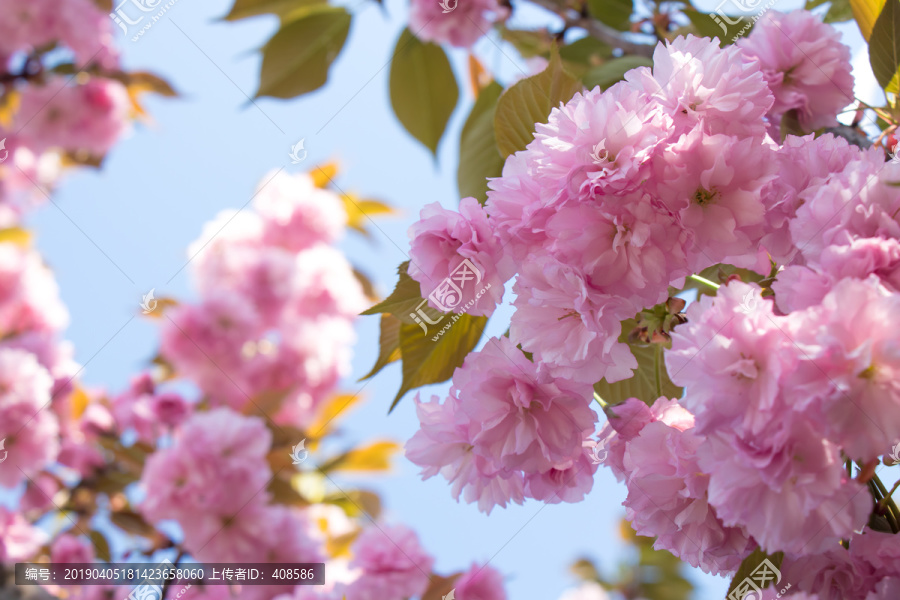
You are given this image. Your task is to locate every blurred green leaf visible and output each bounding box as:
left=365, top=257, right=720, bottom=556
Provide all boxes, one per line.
left=458, top=80, right=505, bottom=204
left=582, top=55, right=653, bottom=90
left=256, top=5, right=351, bottom=98
left=869, top=0, right=900, bottom=92
left=559, top=36, right=613, bottom=76
left=682, top=7, right=733, bottom=42
left=89, top=531, right=112, bottom=563
left=494, top=45, right=582, bottom=157
left=587, top=0, right=633, bottom=30
left=498, top=26, right=554, bottom=58
left=593, top=319, right=682, bottom=406
left=224, top=0, right=325, bottom=20
left=389, top=28, right=459, bottom=155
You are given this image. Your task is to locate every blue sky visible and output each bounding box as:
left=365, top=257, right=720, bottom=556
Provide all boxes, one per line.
left=23, top=0, right=878, bottom=597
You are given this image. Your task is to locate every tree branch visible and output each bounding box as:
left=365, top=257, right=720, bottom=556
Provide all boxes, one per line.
left=525, top=0, right=656, bottom=58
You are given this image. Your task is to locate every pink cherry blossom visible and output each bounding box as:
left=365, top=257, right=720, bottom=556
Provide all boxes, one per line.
left=252, top=170, right=348, bottom=252
left=625, top=35, right=773, bottom=138
left=510, top=255, right=637, bottom=384
left=346, top=524, right=434, bottom=600
left=0, top=506, right=46, bottom=562
left=454, top=563, right=507, bottom=600
left=409, top=0, right=509, bottom=48
left=621, top=399, right=754, bottom=575
left=140, top=408, right=273, bottom=544
left=408, top=198, right=514, bottom=317
left=0, top=348, right=59, bottom=487
left=737, top=10, right=853, bottom=134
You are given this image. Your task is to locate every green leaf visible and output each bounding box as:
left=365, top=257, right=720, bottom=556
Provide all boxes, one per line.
left=393, top=314, right=487, bottom=410
left=582, top=55, right=653, bottom=90
left=593, top=320, right=682, bottom=406
left=559, top=36, right=613, bottom=77
left=389, top=28, right=459, bottom=155
left=256, top=5, right=351, bottom=99
left=587, top=0, right=633, bottom=31
left=869, top=0, right=900, bottom=93
left=494, top=46, right=582, bottom=158
left=812, top=0, right=855, bottom=21
left=361, top=261, right=441, bottom=326
left=458, top=80, right=505, bottom=204
left=223, top=0, right=325, bottom=20
left=360, top=314, right=402, bottom=380
left=682, top=8, right=734, bottom=43
left=726, top=549, right=785, bottom=598
left=498, top=26, right=555, bottom=58
left=851, top=0, right=887, bottom=39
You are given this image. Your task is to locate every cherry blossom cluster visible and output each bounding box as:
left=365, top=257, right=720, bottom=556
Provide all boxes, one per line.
left=158, top=171, right=366, bottom=428
left=408, top=0, right=508, bottom=48
left=0, top=0, right=131, bottom=224
left=404, top=9, right=900, bottom=596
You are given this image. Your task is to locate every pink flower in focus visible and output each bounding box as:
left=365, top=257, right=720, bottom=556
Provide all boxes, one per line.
left=699, top=421, right=870, bottom=555
left=453, top=336, right=597, bottom=474
left=665, top=281, right=797, bottom=437
left=622, top=399, right=754, bottom=575
left=738, top=11, right=853, bottom=134
left=454, top=563, right=507, bottom=600
left=347, top=524, right=434, bottom=600
left=510, top=255, right=637, bottom=384
left=406, top=394, right=526, bottom=514
left=409, top=0, right=508, bottom=48
left=785, top=277, right=900, bottom=461
left=408, top=198, right=514, bottom=317
left=626, top=35, right=773, bottom=138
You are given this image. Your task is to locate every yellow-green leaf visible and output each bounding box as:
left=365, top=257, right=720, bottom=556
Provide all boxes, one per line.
left=458, top=80, right=505, bottom=204
left=360, top=314, right=402, bottom=381
left=851, top=0, right=887, bottom=39
left=389, top=28, right=459, bottom=155
left=394, top=313, right=487, bottom=410
left=869, top=0, right=900, bottom=92
left=256, top=5, right=351, bottom=99
left=89, top=531, right=111, bottom=563
left=494, top=45, right=582, bottom=158
left=341, top=195, right=397, bottom=237
left=307, top=393, right=364, bottom=437
left=361, top=261, right=439, bottom=326
left=326, top=441, right=400, bottom=472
